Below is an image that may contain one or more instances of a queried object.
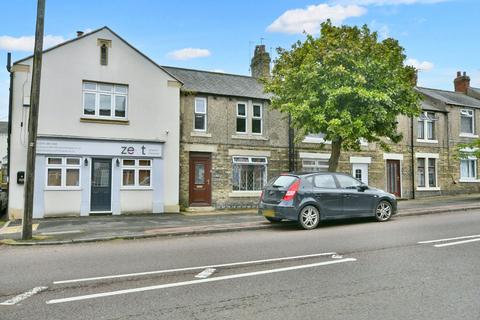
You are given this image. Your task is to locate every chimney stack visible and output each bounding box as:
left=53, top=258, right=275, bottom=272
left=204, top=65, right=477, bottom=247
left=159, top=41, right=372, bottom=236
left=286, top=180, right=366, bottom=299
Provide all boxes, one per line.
left=76, top=31, right=84, bottom=37
left=454, top=71, right=470, bottom=93
left=250, top=45, right=271, bottom=79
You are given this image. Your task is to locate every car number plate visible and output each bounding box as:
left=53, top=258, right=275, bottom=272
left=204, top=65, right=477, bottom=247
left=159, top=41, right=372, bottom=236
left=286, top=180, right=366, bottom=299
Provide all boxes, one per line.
left=263, top=209, right=275, bottom=217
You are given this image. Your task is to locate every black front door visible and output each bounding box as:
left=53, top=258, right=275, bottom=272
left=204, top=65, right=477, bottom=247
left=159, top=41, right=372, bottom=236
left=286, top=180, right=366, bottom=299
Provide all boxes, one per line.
left=91, top=158, right=112, bottom=212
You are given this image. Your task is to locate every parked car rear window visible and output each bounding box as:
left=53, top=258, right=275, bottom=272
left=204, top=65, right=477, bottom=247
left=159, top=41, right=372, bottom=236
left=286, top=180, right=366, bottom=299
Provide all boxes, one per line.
left=314, top=174, right=337, bottom=188
left=271, top=176, right=298, bottom=188
left=336, top=174, right=362, bottom=189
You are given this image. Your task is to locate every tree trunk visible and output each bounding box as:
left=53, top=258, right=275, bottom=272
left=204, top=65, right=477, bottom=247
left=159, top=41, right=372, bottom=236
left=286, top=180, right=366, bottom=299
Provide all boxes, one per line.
left=328, top=138, right=342, bottom=172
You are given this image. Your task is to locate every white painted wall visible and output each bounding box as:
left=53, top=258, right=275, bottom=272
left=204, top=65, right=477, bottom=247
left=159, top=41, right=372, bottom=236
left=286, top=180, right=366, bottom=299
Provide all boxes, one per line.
left=8, top=28, right=180, bottom=219
left=120, top=190, right=153, bottom=213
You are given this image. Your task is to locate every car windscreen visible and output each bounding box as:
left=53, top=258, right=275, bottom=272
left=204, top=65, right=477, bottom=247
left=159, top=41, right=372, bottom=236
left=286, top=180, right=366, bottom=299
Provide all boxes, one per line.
left=270, top=175, right=298, bottom=189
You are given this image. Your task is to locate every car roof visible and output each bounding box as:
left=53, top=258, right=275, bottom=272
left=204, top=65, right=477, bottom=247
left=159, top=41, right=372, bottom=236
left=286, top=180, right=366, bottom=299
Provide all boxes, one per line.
left=281, top=172, right=349, bottom=178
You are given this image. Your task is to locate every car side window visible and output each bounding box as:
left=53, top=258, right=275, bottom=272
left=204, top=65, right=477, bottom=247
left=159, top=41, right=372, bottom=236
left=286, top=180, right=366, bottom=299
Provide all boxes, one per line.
left=336, top=174, right=362, bottom=189
left=313, top=174, right=337, bottom=189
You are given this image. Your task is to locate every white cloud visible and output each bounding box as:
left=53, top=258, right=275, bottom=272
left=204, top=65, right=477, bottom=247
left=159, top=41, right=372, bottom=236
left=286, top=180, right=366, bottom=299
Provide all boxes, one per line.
left=0, top=35, right=65, bottom=52
left=267, top=4, right=367, bottom=34
left=167, top=48, right=211, bottom=60
left=331, top=0, right=449, bottom=5
left=406, top=58, right=434, bottom=72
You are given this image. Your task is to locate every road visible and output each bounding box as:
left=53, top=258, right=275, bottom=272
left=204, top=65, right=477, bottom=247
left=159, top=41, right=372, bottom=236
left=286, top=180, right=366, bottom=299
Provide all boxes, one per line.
left=1, top=210, right=479, bottom=320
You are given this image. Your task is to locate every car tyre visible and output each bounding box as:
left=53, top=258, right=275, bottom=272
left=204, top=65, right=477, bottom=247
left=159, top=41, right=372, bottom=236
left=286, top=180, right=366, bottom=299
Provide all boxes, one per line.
left=298, top=205, right=320, bottom=230
left=265, top=217, right=282, bottom=223
left=375, top=200, right=392, bottom=222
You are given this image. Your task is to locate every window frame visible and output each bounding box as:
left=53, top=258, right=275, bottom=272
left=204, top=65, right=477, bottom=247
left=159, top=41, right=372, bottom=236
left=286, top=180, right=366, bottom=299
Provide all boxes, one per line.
left=251, top=103, right=263, bottom=135
left=460, top=153, right=478, bottom=182
left=236, top=102, right=248, bottom=134
left=45, top=157, right=82, bottom=190
left=231, top=156, right=267, bottom=191
left=121, top=159, right=152, bottom=189
left=193, top=97, right=207, bottom=132
left=460, top=109, right=475, bottom=136
left=417, top=111, right=437, bottom=143
left=416, top=156, right=439, bottom=190
left=82, top=81, right=128, bottom=120
left=301, top=158, right=329, bottom=172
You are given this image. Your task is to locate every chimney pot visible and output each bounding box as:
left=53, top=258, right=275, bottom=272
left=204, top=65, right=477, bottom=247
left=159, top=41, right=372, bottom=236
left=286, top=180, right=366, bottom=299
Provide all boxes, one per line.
left=457, top=71, right=461, bottom=77
left=463, top=71, right=467, bottom=76
left=76, top=31, right=84, bottom=37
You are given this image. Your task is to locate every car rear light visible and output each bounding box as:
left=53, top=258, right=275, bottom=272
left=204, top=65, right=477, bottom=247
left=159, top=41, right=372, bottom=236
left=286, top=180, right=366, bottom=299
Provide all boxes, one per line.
left=282, top=179, right=300, bottom=201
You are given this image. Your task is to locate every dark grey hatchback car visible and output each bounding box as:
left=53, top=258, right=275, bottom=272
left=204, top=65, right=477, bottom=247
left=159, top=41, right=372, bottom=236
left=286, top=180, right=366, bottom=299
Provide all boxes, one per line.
left=258, top=172, right=397, bottom=230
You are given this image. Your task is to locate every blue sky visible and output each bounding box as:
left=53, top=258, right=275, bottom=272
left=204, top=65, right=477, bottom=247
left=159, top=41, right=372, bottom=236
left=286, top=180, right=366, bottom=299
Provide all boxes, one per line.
left=0, top=0, right=479, bottom=120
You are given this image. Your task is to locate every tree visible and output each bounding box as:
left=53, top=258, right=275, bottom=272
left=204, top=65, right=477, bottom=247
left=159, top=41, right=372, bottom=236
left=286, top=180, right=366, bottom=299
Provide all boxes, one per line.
left=263, top=21, right=421, bottom=172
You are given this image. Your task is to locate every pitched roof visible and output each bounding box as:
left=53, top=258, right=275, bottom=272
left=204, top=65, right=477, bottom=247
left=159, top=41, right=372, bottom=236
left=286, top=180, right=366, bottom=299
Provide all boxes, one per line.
left=162, top=66, right=271, bottom=100
left=416, top=87, right=480, bottom=108
left=13, top=26, right=182, bottom=84
left=420, top=100, right=447, bottom=113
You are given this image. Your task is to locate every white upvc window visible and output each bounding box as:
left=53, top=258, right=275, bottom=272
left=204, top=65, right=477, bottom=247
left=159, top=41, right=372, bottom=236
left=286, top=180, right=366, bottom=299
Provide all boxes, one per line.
left=45, top=157, right=81, bottom=189
left=460, top=109, right=475, bottom=135
left=302, top=159, right=329, bottom=172
left=232, top=156, right=267, bottom=191
left=121, top=159, right=152, bottom=188
left=416, top=155, right=439, bottom=190
left=194, top=97, right=207, bottom=131
left=252, top=104, right=263, bottom=134
left=417, top=112, right=437, bottom=142
left=83, top=81, right=128, bottom=119
left=460, top=156, right=478, bottom=182
left=236, top=102, right=248, bottom=133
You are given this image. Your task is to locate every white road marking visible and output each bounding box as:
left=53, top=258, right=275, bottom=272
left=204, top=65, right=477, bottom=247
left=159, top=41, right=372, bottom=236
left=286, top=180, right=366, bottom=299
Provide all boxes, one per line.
left=40, top=230, right=83, bottom=236
left=434, top=238, right=480, bottom=248
left=195, top=268, right=216, bottom=279
left=0, top=287, right=48, bottom=306
left=417, top=234, right=480, bottom=244
left=53, top=252, right=336, bottom=284
left=46, top=258, right=356, bottom=304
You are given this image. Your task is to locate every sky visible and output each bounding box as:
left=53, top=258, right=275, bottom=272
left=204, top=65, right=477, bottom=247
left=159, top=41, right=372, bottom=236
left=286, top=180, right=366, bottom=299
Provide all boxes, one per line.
left=0, top=0, right=479, bottom=120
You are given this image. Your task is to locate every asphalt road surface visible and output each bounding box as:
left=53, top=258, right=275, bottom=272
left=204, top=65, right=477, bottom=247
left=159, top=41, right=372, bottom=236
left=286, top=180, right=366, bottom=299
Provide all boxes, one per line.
left=1, top=210, right=479, bottom=320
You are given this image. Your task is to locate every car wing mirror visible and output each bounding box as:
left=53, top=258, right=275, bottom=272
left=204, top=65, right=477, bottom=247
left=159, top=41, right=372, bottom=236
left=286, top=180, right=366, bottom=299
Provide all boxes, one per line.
left=357, top=184, right=368, bottom=192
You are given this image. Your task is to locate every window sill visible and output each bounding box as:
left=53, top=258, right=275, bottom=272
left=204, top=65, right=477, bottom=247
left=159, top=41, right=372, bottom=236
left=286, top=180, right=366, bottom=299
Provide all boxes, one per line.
left=416, top=187, right=440, bottom=191
left=459, top=133, right=479, bottom=138
left=231, top=134, right=268, bottom=141
left=80, top=117, right=130, bottom=125
left=302, top=137, right=331, bottom=144
left=416, top=139, right=438, bottom=144
left=120, top=187, right=153, bottom=191
left=229, top=191, right=262, bottom=198
left=459, top=179, right=480, bottom=183
left=44, top=187, right=82, bottom=191
left=191, top=131, right=212, bottom=138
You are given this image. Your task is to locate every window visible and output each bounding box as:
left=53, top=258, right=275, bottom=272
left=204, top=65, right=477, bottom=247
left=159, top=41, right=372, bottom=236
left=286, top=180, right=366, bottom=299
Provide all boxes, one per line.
left=354, top=169, right=362, bottom=181
left=100, top=44, right=108, bottom=65
left=302, top=158, right=329, bottom=172
left=252, top=104, right=262, bottom=134
left=83, top=81, right=128, bottom=118
left=46, top=157, right=81, bottom=188
left=417, top=157, right=437, bottom=189
left=460, top=109, right=474, bottom=135
left=417, top=112, right=436, bottom=141
left=460, top=158, right=478, bottom=180
left=232, top=156, right=267, bottom=191
left=313, top=174, right=337, bottom=189
left=236, top=103, right=247, bottom=133
left=122, top=159, right=152, bottom=188
left=194, top=97, right=207, bottom=131
left=336, top=174, right=362, bottom=189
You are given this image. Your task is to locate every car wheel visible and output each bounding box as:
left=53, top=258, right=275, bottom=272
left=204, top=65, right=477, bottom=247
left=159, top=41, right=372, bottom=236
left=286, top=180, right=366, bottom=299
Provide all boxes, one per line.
left=375, top=200, right=392, bottom=222
left=265, top=217, right=282, bottom=223
left=298, top=205, right=320, bottom=230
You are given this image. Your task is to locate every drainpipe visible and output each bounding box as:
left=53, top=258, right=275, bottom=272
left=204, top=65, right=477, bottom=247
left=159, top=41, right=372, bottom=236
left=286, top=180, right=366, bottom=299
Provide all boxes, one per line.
left=288, top=114, right=295, bottom=172
left=6, top=53, right=13, bottom=193
left=410, top=116, right=415, bottom=199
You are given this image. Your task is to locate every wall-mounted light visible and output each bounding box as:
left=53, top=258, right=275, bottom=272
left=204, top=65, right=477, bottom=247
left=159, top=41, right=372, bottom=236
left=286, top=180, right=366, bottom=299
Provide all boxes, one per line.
left=84, top=158, right=88, bottom=166
left=116, top=158, right=120, bottom=167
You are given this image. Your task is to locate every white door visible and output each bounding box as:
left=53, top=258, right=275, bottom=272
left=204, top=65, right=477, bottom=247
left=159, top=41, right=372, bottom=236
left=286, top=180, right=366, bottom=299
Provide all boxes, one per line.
left=352, top=163, right=369, bottom=185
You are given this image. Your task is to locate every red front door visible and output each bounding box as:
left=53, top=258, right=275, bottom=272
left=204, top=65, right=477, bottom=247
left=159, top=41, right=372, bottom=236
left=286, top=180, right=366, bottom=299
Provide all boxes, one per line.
left=386, top=160, right=401, bottom=197
left=189, top=153, right=212, bottom=206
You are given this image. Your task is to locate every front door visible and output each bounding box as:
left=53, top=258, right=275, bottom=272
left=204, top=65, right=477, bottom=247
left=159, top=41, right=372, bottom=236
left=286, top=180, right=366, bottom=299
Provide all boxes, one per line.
left=189, top=153, right=211, bottom=206
left=91, top=158, right=112, bottom=212
left=386, top=160, right=401, bottom=197
left=352, top=163, right=368, bottom=185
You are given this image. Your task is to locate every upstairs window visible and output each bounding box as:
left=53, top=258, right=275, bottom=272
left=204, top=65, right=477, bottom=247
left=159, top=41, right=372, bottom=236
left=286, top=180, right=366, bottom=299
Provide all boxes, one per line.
left=100, top=44, right=108, bottom=65
left=460, top=109, right=474, bottom=135
left=194, top=97, right=207, bottom=131
left=83, top=81, right=128, bottom=119
left=236, top=103, right=247, bottom=133
left=417, top=112, right=436, bottom=141
left=252, top=104, right=263, bottom=134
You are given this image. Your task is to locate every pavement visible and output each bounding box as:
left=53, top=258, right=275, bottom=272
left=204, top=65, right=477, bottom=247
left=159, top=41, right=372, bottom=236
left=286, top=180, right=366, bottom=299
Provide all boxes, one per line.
left=0, top=193, right=479, bottom=245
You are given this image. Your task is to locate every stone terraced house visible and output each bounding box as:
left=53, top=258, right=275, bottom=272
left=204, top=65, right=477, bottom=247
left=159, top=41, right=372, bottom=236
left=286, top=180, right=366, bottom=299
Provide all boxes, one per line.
left=166, top=46, right=480, bottom=211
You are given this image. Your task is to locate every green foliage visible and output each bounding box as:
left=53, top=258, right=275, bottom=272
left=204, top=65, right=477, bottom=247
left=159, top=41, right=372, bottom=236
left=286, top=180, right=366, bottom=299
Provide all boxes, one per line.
left=264, top=20, right=421, bottom=153
left=457, top=139, right=480, bottom=159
